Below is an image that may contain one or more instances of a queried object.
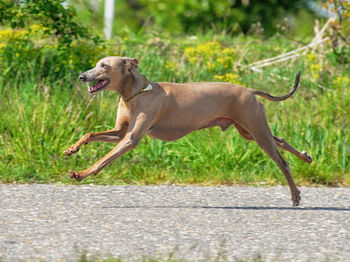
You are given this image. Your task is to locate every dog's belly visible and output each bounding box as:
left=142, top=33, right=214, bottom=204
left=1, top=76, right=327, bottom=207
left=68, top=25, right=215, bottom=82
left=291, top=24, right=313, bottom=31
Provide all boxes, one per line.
left=146, top=118, right=235, bottom=141
left=146, top=126, right=193, bottom=141
left=200, top=117, right=235, bottom=131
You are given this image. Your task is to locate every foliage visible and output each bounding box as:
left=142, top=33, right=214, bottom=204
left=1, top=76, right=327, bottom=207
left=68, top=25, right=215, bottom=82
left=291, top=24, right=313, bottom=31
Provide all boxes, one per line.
left=112, top=0, right=307, bottom=35
left=183, top=41, right=242, bottom=84
left=0, top=0, right=108, bottom=84
left=0, top=0, right=100, bottom=46
left=0, top=23, right=349, bottom=185
left=324, top=0, right=350, bottom=64
left=0, top=24, right=115, bottom=81
left=69, top=0, right=310, bottom=36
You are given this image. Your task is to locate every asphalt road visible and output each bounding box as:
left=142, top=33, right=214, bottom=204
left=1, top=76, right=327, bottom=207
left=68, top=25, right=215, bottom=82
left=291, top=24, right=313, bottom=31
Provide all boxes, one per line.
left=1, top=184, right=350, bottom=261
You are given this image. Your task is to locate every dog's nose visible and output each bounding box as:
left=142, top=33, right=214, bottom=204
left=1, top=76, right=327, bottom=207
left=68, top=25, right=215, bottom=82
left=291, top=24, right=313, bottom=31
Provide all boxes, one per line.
left=79, top=73, right=87, bottom=81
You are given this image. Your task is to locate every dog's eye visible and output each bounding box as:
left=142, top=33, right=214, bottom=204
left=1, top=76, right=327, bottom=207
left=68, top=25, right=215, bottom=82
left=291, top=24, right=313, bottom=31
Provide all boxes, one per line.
left=101, top=63, right=108, bottom=68
left=123, top=60, right=127, bottom=65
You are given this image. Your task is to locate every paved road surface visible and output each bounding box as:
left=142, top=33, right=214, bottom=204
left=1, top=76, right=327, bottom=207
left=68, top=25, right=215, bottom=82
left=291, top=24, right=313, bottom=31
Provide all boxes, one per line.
left=0, top=185, right=350, bottom=261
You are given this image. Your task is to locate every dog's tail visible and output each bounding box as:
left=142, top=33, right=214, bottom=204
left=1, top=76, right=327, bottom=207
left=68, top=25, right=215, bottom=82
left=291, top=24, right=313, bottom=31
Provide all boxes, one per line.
left=251, top=71, right=301, bottom=102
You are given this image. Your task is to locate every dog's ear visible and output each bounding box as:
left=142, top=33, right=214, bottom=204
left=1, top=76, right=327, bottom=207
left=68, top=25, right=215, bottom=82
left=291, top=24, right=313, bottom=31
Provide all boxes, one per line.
left=131, top=58, right=139, bottom=65
left=124, top=58, right=139, bottom=70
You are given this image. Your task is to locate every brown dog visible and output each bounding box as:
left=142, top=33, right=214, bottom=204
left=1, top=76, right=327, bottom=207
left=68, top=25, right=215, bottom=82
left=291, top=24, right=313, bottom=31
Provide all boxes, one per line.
left=64, top=56, right=312, bottom=206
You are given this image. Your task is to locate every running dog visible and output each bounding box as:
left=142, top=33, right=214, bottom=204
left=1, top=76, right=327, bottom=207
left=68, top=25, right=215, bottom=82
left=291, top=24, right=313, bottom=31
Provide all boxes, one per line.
left=64, top=56, right=312, bottom=206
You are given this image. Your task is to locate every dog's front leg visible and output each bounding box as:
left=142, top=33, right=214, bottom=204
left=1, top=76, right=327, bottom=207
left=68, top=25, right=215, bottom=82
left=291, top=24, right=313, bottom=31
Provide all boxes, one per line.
left=64, top=101, right=130, bottom=156
left=68, top=113, right=151, bottom=181
left=64, top=129, right=127, bottom=156
left=68, top=134, right=140, bottom=181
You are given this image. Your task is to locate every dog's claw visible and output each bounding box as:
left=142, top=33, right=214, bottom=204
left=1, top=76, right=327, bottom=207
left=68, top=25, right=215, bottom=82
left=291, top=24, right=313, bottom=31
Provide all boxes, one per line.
left=292, top=197, right=300, bottom=206
left=68, top=170, right=84, bottom=181
left=292, top=189, right=301, bottom=206
left=300, top=151, right=313, bottom=164
left=64, top=147, right=79, bottom=156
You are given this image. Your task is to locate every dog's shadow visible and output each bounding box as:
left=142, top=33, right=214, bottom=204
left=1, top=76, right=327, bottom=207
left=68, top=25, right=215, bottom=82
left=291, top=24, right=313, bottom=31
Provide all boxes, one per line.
left=102, top=205, right=350, bottom=211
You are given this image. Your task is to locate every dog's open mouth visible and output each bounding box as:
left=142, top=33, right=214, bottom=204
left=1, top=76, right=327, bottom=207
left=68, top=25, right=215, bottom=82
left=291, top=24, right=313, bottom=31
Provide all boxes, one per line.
left=88, top=79, right=109, bottom=93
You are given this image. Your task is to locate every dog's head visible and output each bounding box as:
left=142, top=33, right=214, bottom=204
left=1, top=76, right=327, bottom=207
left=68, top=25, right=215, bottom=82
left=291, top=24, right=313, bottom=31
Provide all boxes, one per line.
left=79, top=56, right=139, bottom=94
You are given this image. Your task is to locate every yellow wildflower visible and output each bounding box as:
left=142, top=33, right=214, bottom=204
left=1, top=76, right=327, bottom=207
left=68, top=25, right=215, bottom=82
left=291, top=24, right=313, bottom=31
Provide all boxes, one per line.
left=216, top=55, right=233, bottom=69
left=214, top=75, right=225, bottom=81
left=196, top=41, right=221, bottom=58
left=333, top=75, right=350, bottom=88
left=306, top=53, right=317, bottom=63
left=68, top=59, right=74, bottom=69
left=222, top=48, right=235, bottom=56
left=309, top=64, right=322, bottom=71
left=214, top=73, right=243, bottom=85
left=184, top=47, right=198, bottom=64
left=309, top=63, right=323, bottom=80
left=224, top=73, right=241, bottom=84
left=216, top=56, right=226, bottom=65
left=164, top=61, right=179, bottom=71
left=0, top=29, right=28, bottom=40
left=29, top=24, right=46, bottom=33
left=206, top=61, right=216, bottom=72
left=188, top=57, right=198, bottom=64
left=311, top=72, right=320, bottom=80
left=184, top=41, right=235, bottom=72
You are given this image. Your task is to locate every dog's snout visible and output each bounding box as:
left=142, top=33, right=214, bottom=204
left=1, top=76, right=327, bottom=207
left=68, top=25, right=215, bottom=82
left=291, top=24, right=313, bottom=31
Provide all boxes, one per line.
left=79, top=73, right=87, bottom=81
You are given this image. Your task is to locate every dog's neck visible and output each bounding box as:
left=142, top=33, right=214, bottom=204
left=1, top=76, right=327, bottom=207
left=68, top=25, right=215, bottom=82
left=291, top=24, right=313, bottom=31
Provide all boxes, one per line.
left=118, top=69, right=151, bottom=101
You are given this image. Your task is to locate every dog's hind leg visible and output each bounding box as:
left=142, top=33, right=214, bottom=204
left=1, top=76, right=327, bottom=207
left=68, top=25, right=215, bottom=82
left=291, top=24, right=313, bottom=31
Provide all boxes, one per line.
left=253, top=130, right=301, bottom=206
left=273, top=136, right=312, bottom=164
left=257, top=136, right=300, bottom=206
left=239, top=104, right=301, bottom=206
left=233, top=122, right=312, bottom=165
left=233, top=122, right=254, bottom=141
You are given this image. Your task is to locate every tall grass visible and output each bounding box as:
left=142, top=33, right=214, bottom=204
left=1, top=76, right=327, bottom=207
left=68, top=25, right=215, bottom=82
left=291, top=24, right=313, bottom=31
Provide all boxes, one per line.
left=0, top=34, right=349, bottom=185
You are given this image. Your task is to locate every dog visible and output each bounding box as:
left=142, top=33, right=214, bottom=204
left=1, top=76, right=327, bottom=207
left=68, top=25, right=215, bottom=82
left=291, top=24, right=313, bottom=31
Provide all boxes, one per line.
left=64, top=56, right=312, bottom=206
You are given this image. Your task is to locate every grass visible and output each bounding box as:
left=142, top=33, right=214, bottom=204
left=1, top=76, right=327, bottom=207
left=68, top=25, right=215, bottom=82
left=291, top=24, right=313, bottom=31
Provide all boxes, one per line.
left=0, top=33, right=349, bottom=185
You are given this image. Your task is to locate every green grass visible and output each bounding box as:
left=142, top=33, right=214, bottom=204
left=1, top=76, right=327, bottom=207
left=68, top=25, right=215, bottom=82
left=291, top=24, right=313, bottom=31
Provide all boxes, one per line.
left=0, top=33, right=349, bottom=185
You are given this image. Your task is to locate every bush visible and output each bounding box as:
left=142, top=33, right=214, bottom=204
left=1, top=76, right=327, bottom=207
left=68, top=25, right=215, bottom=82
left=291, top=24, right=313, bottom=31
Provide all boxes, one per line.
left=0, top=0, right=100, bottom=45
left=0, top=0, right=112, bottom=82
left=0, top=25, right=111, bottom=82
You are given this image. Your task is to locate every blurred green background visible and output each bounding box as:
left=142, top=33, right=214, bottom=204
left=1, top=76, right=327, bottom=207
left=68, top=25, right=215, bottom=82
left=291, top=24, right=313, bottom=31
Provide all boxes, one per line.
left=0, top=0, right=335, bottom=40
left=71, top=0, right=314, bottom=36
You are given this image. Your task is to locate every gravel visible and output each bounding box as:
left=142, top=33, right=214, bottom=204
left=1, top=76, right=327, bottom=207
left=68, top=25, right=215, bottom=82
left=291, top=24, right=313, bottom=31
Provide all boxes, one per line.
left=0, top=184, right=349, bottom=261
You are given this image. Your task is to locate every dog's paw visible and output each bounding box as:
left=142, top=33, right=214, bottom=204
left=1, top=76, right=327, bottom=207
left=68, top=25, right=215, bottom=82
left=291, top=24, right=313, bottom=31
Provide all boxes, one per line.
left=292, top=189, right=301, bottom=207
left=68, top=170, right=84, bottom=181
left=300, top=151, right=313, bottom=164
left=63, top=146, right=79, bottom=156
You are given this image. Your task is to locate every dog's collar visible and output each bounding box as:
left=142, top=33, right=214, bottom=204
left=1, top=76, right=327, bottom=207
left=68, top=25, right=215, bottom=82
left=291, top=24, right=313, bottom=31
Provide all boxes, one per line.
left=125, top=83, right=153, bottom=102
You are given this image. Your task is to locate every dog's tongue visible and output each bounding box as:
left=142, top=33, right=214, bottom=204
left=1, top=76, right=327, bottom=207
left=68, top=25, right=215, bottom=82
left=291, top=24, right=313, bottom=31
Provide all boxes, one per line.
left=88, top=80, right=106, bottom=93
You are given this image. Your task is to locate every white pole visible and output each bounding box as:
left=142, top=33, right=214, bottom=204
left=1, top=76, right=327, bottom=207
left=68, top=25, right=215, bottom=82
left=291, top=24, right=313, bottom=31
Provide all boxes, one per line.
left=104, top=0, right=115, bottom=40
